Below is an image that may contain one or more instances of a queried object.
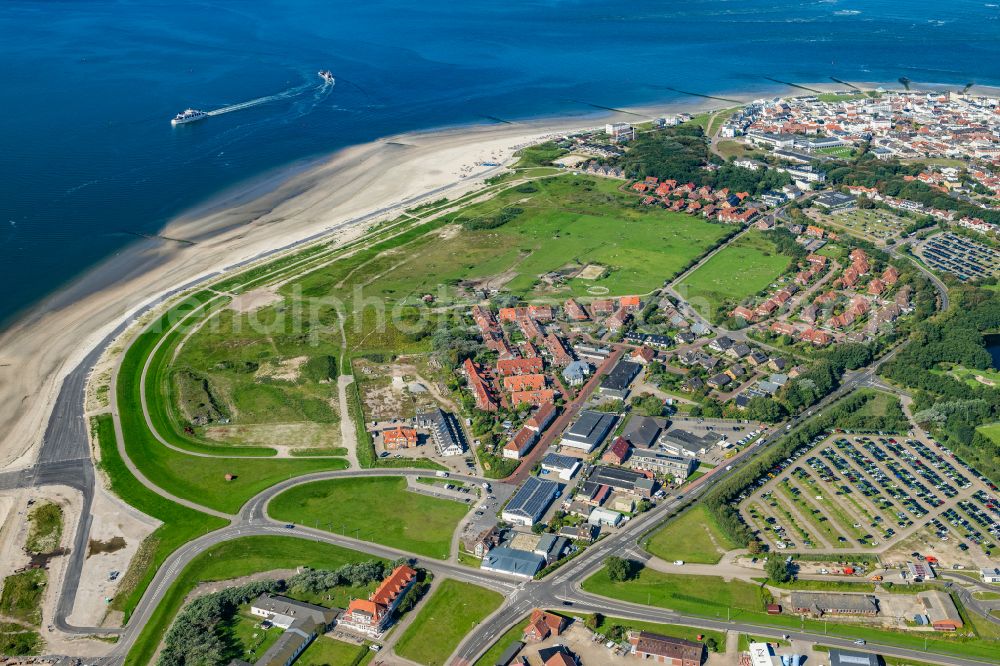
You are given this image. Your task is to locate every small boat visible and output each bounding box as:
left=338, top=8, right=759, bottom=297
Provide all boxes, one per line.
left=171, top=109, right=208, bottom=125
left=318, top=70, right=335, bottom=85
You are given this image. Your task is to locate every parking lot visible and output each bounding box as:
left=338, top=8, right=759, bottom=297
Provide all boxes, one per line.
left=739, top=433, right=1000, bottom=565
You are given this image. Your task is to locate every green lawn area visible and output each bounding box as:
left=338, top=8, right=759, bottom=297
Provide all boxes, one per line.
left=675, top=230, right=794, bottom=322
left=24, top=502, right=63, bottom=555
left=297, top=636, right=373, bottom=666
left=815, top=145, right=854, bottom=158
left=582, top=567, right=768, bottom=618
left=976, top=423, right=1000, bottom=444
left=937, top=362, right=1000, bottom=391
left=0, top=571, right=46, bottom=626
left=222, top=611, right=285, bottom=663
left=125, top=536, right=384, bottom=666
left=395, top=580, right=503, bottom=666
left=268, top=476, right=469, bottom=559
left=716, top=140, right=752, bottom=160
left=645, top=504, right=737, bottom=564
left=834, top=388, right=907, bottom=433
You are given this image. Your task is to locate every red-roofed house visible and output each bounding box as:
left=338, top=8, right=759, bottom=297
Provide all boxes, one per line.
left=503, top=427, right=539, bottom=460
left=632, top=346, right=656, bottom=364
left=620, top=295, right=642, bottom=312
left=602, top=437, right=632, bottom=465
left=523, top=609, right=566, bottom=642
left=340, top=565, right=417, bottom=638
left=732, top=306, right=756, bottom=322
left=511, top=389, right=556, bottom=407
left=498, top=357, right=544, bottom=376
left=564, top=298, right=589, bottom=321
left=383, top=426, right=418, bottom=450
left=503, top=374, right=546, bottom=392
left=525, top=403, right=557, bottom=433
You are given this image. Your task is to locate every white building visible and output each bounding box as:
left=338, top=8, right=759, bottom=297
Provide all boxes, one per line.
left=981, top=567, right=1000, bottom=584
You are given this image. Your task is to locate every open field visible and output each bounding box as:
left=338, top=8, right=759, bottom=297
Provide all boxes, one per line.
left=675, top=230, right=794, bottom=322
left=125, top=536, right=384, bottom=666
left=115, top=297, right=349, bottom=514
left=395, top=579, right=503, bottom=666
left=284, top=176, right=729, bottom=356
left=268, top=476, right=469, bottom=559
left=821, top=208, right=910, bottom=242
left=645, top=504, right=738, bottom=564
left=979, top=422, right=1000, bottom=445
left=582, top=568, right=768, bottom=618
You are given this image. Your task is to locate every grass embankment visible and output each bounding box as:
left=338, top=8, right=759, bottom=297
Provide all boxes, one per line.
left=93, top=413, right=227, bottom=619
left=268, top=476, right=469, bottom=560
left=582, top=568, right=769, bottom=618
left=24, top=502, right=63, bottom=554
left=125, top=536, right=383, bottom=666
left=645, top=504, right=738, bottom=564
left=395, top=580, right=503, bottom=666
left=977, top=422, right=1000, bottom=445
left=116, top=294, right=348, bottom=514
left=675, top=230, right=794, bottom=322
left=583, top=567, right=1000, bottom=661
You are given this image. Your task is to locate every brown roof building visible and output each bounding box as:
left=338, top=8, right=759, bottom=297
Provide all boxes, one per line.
left=627, top=631, right=703, bottom=666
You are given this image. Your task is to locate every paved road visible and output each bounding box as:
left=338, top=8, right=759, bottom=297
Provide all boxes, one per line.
left=5, top=163, right=511, bottom=647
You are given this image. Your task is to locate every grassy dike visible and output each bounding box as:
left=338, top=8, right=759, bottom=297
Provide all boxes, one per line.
left=92, top=414, right=226, bottom=620
left=125, top=537, right=383, bottom=666
left=115, top=293, right=348, bottom=514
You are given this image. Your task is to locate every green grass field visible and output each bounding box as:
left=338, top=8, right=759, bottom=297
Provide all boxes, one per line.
left=268, top=476, right=469, bottom=559
left=582, top=567, right=768, bottom=618
left=285, top=176, right=728, bottom=357
left=0, top=570, right=46, bottom=626
left=595, top=616, right=725, bottom=650
left=978, top=423, right=1000, bottom=445
left=645, top=504, right=738, bottom=564
left=125, top=536, right=383, bottom=666
left=297, top=636, right=373, bottom=666
left=115, top=296, right=349, bottom=514
left=395, top=580, right=503, bottom=666
left=675, top=230, right=794, bottom=321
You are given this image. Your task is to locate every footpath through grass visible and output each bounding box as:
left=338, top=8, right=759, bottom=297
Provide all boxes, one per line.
left=93, top=413, right=227, bottom=620
left=126, top=536, right=383, bottom=666
left=395, top=579, right=503, bottom=666
left=645, top=504, right=738, bottom=564
left=268, top=476, right=469, bottom=559
left=583, top=566, right=1000, bottom=661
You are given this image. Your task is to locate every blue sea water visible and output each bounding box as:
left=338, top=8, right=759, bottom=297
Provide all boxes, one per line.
left=1, top=0, right=998, bottom=326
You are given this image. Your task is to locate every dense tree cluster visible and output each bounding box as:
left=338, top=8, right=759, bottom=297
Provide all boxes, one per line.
left=160, top=560, right=405, bottom=666
left=462, top=206, right=524, bottom=231
left=881, top=286, right=1000, bottom=480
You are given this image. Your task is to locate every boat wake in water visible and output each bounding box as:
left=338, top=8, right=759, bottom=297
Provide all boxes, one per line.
left=205, top=81, right=316, bottom=117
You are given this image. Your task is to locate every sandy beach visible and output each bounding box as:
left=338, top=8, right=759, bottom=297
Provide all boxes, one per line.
left=0, top=79, right=982, bottom=469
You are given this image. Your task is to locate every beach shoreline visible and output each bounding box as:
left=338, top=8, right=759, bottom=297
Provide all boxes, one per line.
left=0, top=78, right=988, bottom=468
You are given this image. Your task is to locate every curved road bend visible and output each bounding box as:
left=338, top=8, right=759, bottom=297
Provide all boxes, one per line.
left=16, top=162, right=510, bottom=641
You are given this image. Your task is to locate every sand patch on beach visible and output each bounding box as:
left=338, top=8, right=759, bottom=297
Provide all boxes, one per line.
left=228, top=286, right=282, bottom=313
